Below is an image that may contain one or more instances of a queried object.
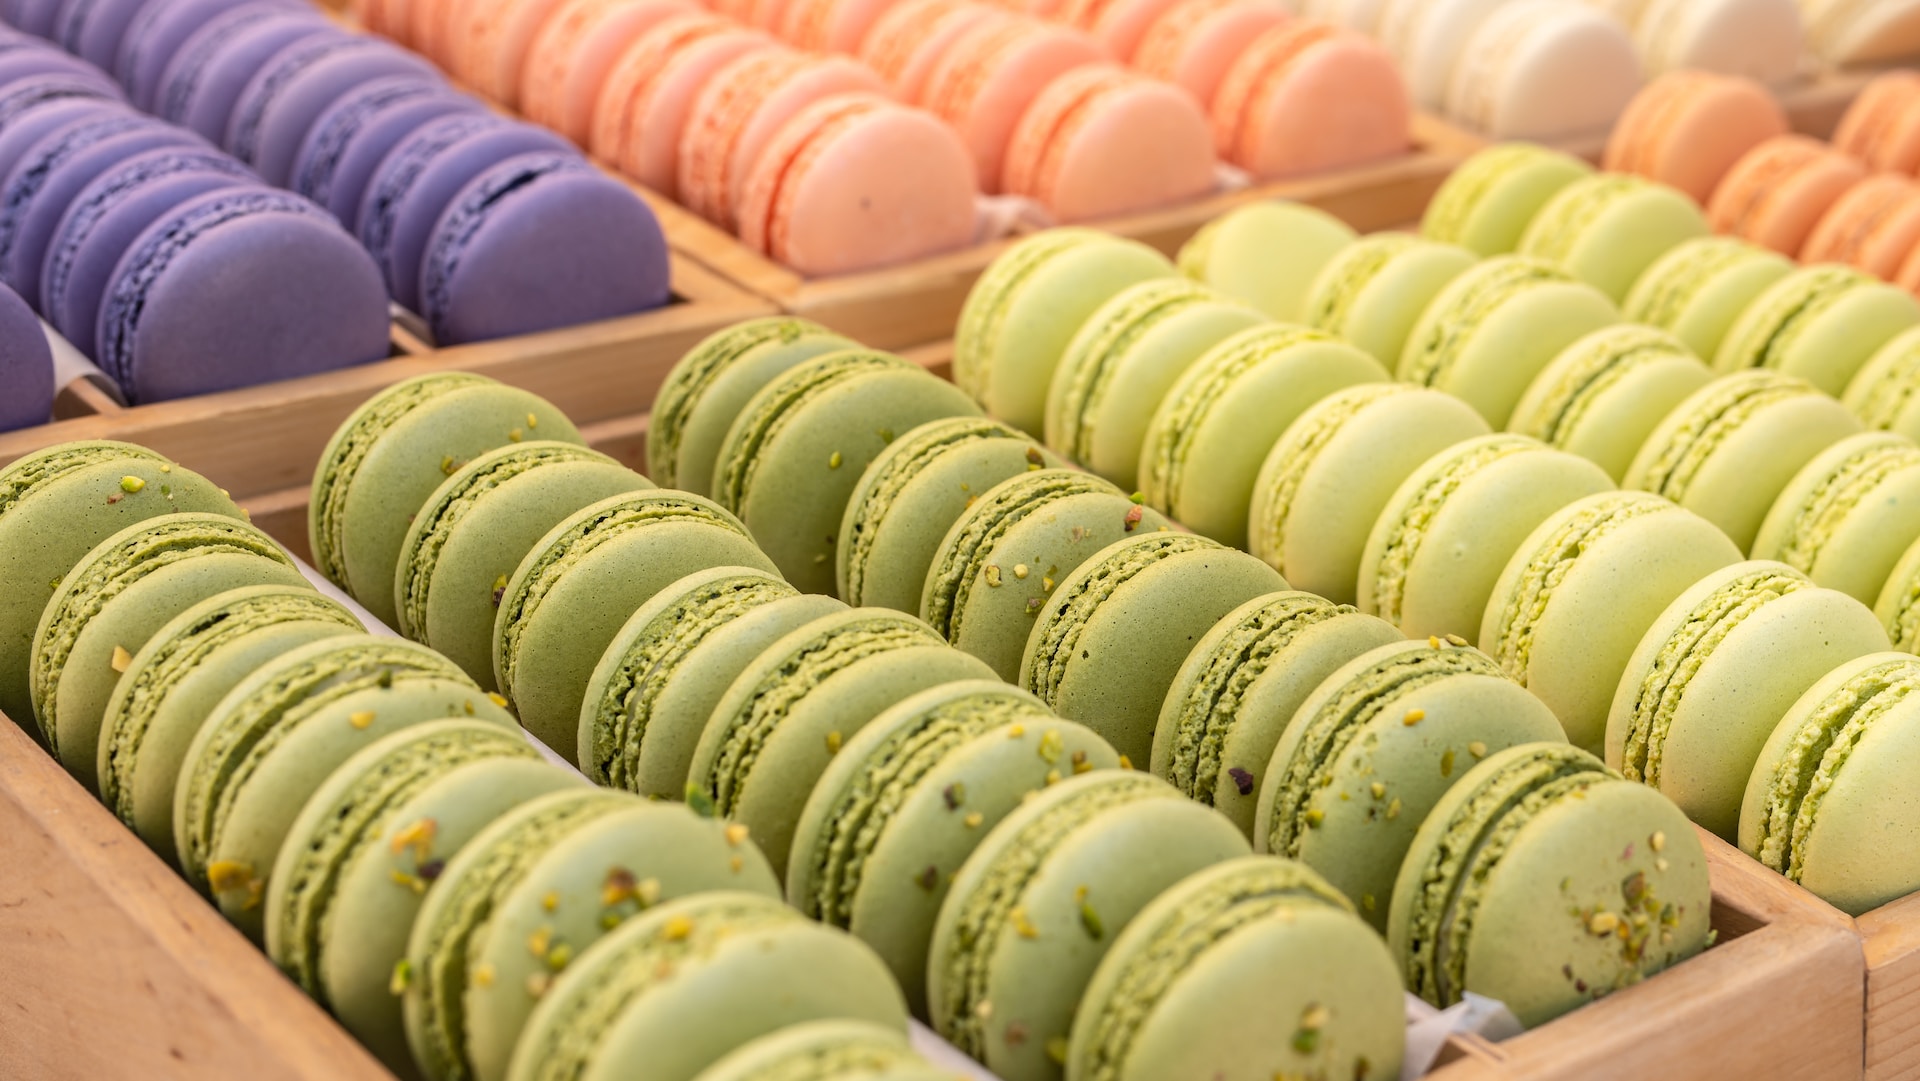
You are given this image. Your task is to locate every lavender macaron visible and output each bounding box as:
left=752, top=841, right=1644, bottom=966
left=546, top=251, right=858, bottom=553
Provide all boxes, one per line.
left=0, top=276, right=53, bottom=431
left=115, top=0, right=299, bottom=110
left=52, top=0, right=157, bottom=70
left=224, top=33, right=438, bottom=187
left=0, top=40, right=121, bottom=92
left=152, top=4, right=335, bottom=143
left=289, top=75, right=479, bottom=225
left=0, top=78, right=127, bottom=179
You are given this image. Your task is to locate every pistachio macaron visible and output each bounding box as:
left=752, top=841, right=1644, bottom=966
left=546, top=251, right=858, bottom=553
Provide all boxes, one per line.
left=1249, top=383, right=1490, bottom=604
left=1516, top=173, right=1711, bottom=303
left=1713, top=264, right=1920, bottom=396
left=837, top=416, right=1063, bottom=612
left=649, top=316, right=858, bottom=494
left=1751, top=432, right=1920, bottom=605
left=1482, top=491, right=1744, bottom=752
left=1507, top=325, right=1715, bottom=483
left=1022, top=532, right=1287, bottom=768
left=712, top=349, right=980, bottom=594
left=1844, top=326, right=1920, bottom=445
left=1390, top=743, right=1710, bottom=1027
left=1153, top=591, right=1403, bottom=837
left=1420, top=143, right=1592, bottom=256
left=1608, top=561, right=1889, bottom=839
left=1257, top=638, right=1567, bottom=928
left=393, top=440, right=652, bottom=688
left=928, top=771, right=1250, bottom=1081
left=1178, top=201, right=1356, bottom=321
left=1876, top=535, right=1920, bottom=652
left=1302, top=232, right=1478, bottom=367
left=787, top=680, right=1120, bottom=1015
left=1621, top=237, right=1792, bottom=364
left=309, top=373, right=582, bottom=626
left=492, top=489, right=778, bottom=763
left=691, top=1021, right=950, bottom=1081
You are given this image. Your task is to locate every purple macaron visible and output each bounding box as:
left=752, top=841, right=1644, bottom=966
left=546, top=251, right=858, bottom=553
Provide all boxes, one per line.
left=0, top=276, right=53, bottom=431
left=4, top=0, right=65, bottom=38
left=40, top=144, right=253, bottom=355
left=356, top=113, right=570, bottom=312
left=421, top=152, right=671, bottom=345
left=95, top=187, right=390, bottom=402
left=115, top=0, right=300, bottom=110
left=224, top=33, right=438, bottom=187
left=53, top=0, right=156, bottom=70
left=0, top=80, right=130, bottom=180
left=290, top=75, right=481, bottom=226
left=154, top=4, right=334, bottom=143
left=0, top=43, right=124, bottom=97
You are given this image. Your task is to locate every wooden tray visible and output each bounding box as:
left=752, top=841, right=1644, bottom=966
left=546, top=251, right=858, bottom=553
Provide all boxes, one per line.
left=1856, top=891, right=1920, bottom=1079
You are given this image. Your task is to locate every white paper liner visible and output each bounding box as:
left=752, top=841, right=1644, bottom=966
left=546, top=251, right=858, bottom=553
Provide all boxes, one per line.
left=46, top=318, right=123, bottom=405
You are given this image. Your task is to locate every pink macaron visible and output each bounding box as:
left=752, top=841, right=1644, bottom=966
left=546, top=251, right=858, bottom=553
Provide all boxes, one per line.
left=921, top=14, right=1109, bottom=191
left=1002, top=64, right=1216, bottom=221
left=859, top=0, right=1003, bottom=106
left=1211, top=19, right=1410, bottom=179
left=1134, top=0, right=1292, bottom=110
left=518, top=0, right=698, bottom=144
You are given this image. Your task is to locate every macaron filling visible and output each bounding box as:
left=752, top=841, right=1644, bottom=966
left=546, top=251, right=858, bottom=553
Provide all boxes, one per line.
left=358, top=113, right=501, bottom=274
left=417, top=153, right=596, bottom=341
left=1633, top=374, right=1812, bottom=500
left=1626, top=239, right=1769, bottom=329
left=956, top=230, right=1096, bottom=397
left=1772, top=440, right=1920, bottom=574
left=1850, top=337, right=1920, bottom=431
left=1368, top=435, right=1538, bottom=626
left=1423, top=145, right=1565, bottom=244
left=293, top=77, right=443, bottom=208
left=1303, top=233, right=1419, bottom=337
left=921, top=470, right=1115, bottom=639
left=650, top=319, right=829, bottom=485
left=1053, top=279, right=1215, bottom=464
left=1523, top=328, right=1692, bottom=448
left=1402, top=259, right=1573, bottom=388
left=714, top=350, right=900, bottom=513
left=1253, top=384, right=1408, bottom=563
left=1026, top=534, right=1214, bottom=704
left=1720, top=267, right=1873, bottom=371
left=1519, top=175, right=1643, bottom=264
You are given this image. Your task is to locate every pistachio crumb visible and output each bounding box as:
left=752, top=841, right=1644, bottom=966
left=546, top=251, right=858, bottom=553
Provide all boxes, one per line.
left=1439, top=748, right=1455, bottom=777
left=1304, top=808, right=1325, bottom=827
left=1468, top=741, right=1487, bottom=758
left=349, top=710, right=376, bottom=729
left=729, top=855, right=744, bottom=873
left=1369, top=782, right=1386, bottom=799
left=1403, top=709, right=1424, bottom=726
left=725, top=823, right=750, bottom=846
left=825, top=730, right=842, bottom=754
left=1071, top=750, right=1091, bottom=774
left=1026, top=446, right=1045, bottom=467
left=546, top=943, right=573, bottom=971
left=542, top=891, right=558, bottom=912
left=1037, top=729, right=1063, bottom=762
left=1047, top=1036, right=1069, bottom=1065
left=1589, top=911, right=1620, bottom=936
left=1124, top=505, right=1144, bottom=531
left=1011, top=907, right=1039, bottom=938
left=1386, top=799, right=1402, bottom=820
left=1014, top=563, right=1030, bottom=579
left=828, top=451, right=843, bottom=469
left=487, top=692, right=509, bottom=708
left=492, top=575, right=508, bottom=606
left=964, top=812, right=983, bottom=828
left=1044, top=769, right=1061, bottom=785
left=1042, top=575, right=1055, bottom=591
left=1428, top=636, right=1441, bottom=648
left=1228, top=766, right=1255, bottom=795
left=663, top=915, right=695, bottom=941
left=119, top=475, right=145, bottom=493
left=525, top=972, right=552, bottom=999
left=1008, top=725, right=1025, bottom=738
left=638, top=878, right=662, bottom=906
left=1445, top=633, right=1469, bottom=647
left=473, top=963, right=494, bottom=988
left=159, top=463, right=171, bottom=472
left=976, top=1000, right=994, bottom=1020
left=916, top=865, right=939, bottom=891
left=111, top=645, right=132, bottom=672
left=1118, top=754, right=1134, bottom=770
left=527, top=927, right=552, bottom=958
left=944, top=782, right=967, bottom=809
left=985, top=564, right=1003, bottom=587
left=1656, top=858, right=1670, bottom=872
left=508, top=428, right=523, bottom=443
left=527, top=413, right=538, bottom=428
left=1650, top=830, right=1666, bottom=852
left=390, top=959, right=413, bottom=995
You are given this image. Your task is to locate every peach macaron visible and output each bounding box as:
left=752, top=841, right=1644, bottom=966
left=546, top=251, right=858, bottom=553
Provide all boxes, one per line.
left=1802, top=175, right=1920, bottom=280
left=1001, top=64, right=1215, bottom=221
left=1603, top=71, right=1789, bottom=204
left=1708, top=134, right=1869, bottom=256
left=1834, top=71, right=1920, bottom=175
left=1211, top=20, right=1410, bottom=180
left=1134, top=0, right=1292, bottom=111
left=519, top=0, right=698, bottom=144
left=861, top=0, right=1005, bottom=105
left=921, top=14, right=1110, bottom=191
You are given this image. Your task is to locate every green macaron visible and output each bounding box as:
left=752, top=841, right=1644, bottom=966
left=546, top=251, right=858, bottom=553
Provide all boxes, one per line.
left=1249, top=384, right=1490, bottom=605
left=393, top=441, right=652, bottom=688
left=1302, top=232, right=1478, bottom=367
left=1257, top=638, right=1566, bottom=928
left=1389, top=743, right=1710, bottom=1027
left=492, top=489, right=777, bottom=763
left=712, top=349, right=980, bottom=594
left=1517, top=173, right=1710, bottom=303
left=1742, top=652, right=1920, bottom=915
left=1481, top=491, right=1744, bottom=753
left=649, top=317, right=858, bottom=494
left=1021, top=532, right=1287, bottom=768
left=176, top=634, right=514, bottom=934
left=920, top=469, right=1170, bottom=682
left=1357, top=434, right=1614, bottom=644
left=1752, top=432, right=1920, bottom=604
left=0, top=440, right=239, bottom=727
left=1421, top=143, right=1593, bottom=256
left=1507, top=325, right=1715, bottom=483
left=1153, top=591, right=1403, bottom=837
left=690, top=1020, right=949, bottom=1081
left=1622, top=237, right=1793, bottom=363
left=787, top=680, right=1121, bottom=1016
left=1876, top=535, right=1920, bottom=652
left=309, top=373, right=582, bottom=626
left=1067, top=856, right=1405, bottom=1081
left=1043, top=278, right=1265, bottom=489
left=1713, top=264, right=1920, bottom=396
left=1624, top=370, right=1864, bottom=551
left=95, top=585, right=363, bottom=866
left=928, top=771, right=1250, bottom=1081
left=1607, top=561, right=1889, bottom=840
left=837, top=416, right=1062, bottom=612
left=1179, top=201, right=1357, bottom=321
left=956, top=229, right=1177, bottom=436
left=1138, top=324, right=1388, bottom=549
left=1398, top=256, right=1621, bottom=428
left=504, top=891, right=909, bottom=1081
left=403, top=792, right=785, bottom=1081
left=1844, top=327, right=1920, bottom=445
left=30, top=512, right=305, bottom=790
left=687, top=608, right=996, bottom=879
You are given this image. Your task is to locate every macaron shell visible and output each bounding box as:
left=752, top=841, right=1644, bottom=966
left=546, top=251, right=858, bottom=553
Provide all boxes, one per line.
left=926, top=21, right=1108, bottom=194
left=1420, top=143, right=1591, bottom=257
left=1622, top=240, right=1792, bottom=364
left=1752, top=435, right=1920, bottom=603
left=1224, top=31, right=1410, bottom=180
left=1307, top=238, right=1478, bottom=367
left=1783, top=696, right=1920, bottom=914
left=598, top=23, right=776, bottom=200
left=1845, top=328, right=1920, bottom=446
left=1133, top=0, right=1289, bottom=108
left=1507, top=335, right=1714, bottom=483
left=693, top=1020, right=942, bottom=1081
left=1604, top=72, right=1788, bottom=204
left=521, top=0, right=698, bottom=145
left=1719, top=280, right=1920, bottom=398
left=723, top=56, right=890, bottom=228
left=1519, top=180, right=1710, bottom=304
left=1710, top=138, right=1867, bottom=256
left=1004, top=69, right=1216, bottom=223
left=1179, top=201, right=1355, bottom=322
left=1445, top=2, right=1641, bottom=140
left=0, top=275, right=52, bottom=432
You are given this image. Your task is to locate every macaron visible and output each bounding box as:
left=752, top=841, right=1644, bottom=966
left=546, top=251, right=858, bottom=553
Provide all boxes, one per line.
left=1443, top=0, right=1641, bottom=140
left=691, top=1020, right=949, bottom=1081
left=518, top=0, right=700, bottom=145
left=1844, top=327, right=1920, bottom=446
left=0, top=278, right=51, bottom=433
left=1210, top=21, right=1411, bottom=179
left=292, top=78, right=482, bottom=226
left=954, top=228, right=1175, bottom=436
left=308, top=372, right=583, bottom=628
left=687, top=608, right=996, bottom=878
left=1799, top=175, right=1920, bottom=281
left=1153, top=591, right=1403, bottom=835
left=1249, top=384, right=1491, bottom=604
left=1516, top=174, right=1710, bottom=304
left=1132, top=0, right=1291, bottom=112
left=0, top=441, right=239, bottom=729
left=1067, top=856, right=1406, bottom=1081
left=154, top=7, right=339, bottom=144
left=1625, top=370, right=1865, bottom=551
left=1301, top=232, right=1478, bottom=367
left=1420, top=142, right=1593, bottom=257
left=1055, top=0, right=1189, bottom=59
left=1803, top=0, right=1920, bottom=64
left=1043, top=277, right=1266, bottom=490
left=1752, top=432, right=1920, bottom=604
left=1139, top=324, right=1387, bottom=548
left=95, top=585, right=363, bottom=866
left=392, top=441, right=652, bottom=687
left=226, top=34, right=439, bottom=187
left=1620, top=237, right=1793, bottom=364
left=1707, top=135, right=1869, bottom=257
left=921, top=16, right=1107, bottom=193
left=1602, top=71, right=1790, bottom=204
left=492, top=489, right=778, bottom=762
left=1507, top=324, right=1715, bottom=483
left=858, top=0, right=1000, bottom=105
left=1258, top=638, right=1565, bottom=927
left=1376, top=0, right=1508, bottom=112
left=1177, top=200, right=1355, bottom=322
left=1742, top=652, right=1920, bottom=915
left=29, top=512, right=305, bottom=791
left=503, top=892, right=908, bottom=1081
left=778, top=0, right=904, bottom=53
left=1712, top=264, right=1920, bottom=397
left=1390, top=742, right=1711, bottom=1026
left=710, top=349, right=980, bottom=595
left=919, top=469, right=1171, bottom=682
left=55, top=0, right=173, bottom=71
left=837, top=416, right=1062, bottom=612
left=1359, top=434, right=1614, bottom=645
left=1398, top=255, right=1621, bottom=428
left=454, top=0, right=572, bottom=107
left=1609, top=561, right=1889, bottom=839
left=1481, top=491, right=1744, bottom=752
left=788, top=681, right=1120, bottom=1014
left=118, top=0, right=290, bottom=110
left=927, top=771, right=1250, bottom=1081
left=1619, top=0, right=1803, bottom=83
left=1022, top=532, right=1287, bottom=766
left=1834, top=70, right=1920, bottom=174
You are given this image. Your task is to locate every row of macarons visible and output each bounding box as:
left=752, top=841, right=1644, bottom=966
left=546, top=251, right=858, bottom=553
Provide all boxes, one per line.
left=0, top=0, right=673, bottom=343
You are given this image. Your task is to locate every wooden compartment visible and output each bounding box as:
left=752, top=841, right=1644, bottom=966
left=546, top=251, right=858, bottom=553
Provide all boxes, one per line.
left=1857, top=892, right=1920, bottom=1079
